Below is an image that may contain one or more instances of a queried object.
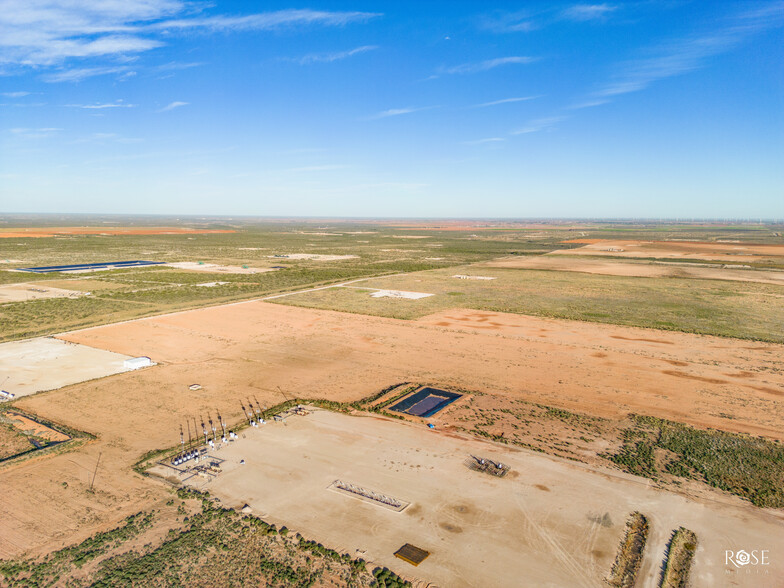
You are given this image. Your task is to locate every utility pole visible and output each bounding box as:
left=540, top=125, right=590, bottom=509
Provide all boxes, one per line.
left=89, top=452, right=102, bottom=491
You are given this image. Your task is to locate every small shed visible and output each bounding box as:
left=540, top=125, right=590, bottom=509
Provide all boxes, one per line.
left=124, top=356, right=153, bottom=370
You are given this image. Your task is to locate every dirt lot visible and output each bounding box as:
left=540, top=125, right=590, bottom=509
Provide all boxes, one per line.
left=0, top=282, right=88, bottom=303
left=485, top=255, right=784, bottom=285
left=1, top=302, right=782, bottom=566
left=166, top=261, right=277, bottom=274
left=60, top=302, right=784, bottom=439
left=0, top=337, right=135, bottom=398
left=177, top=409, right=784, bottom=588
left=38, top=279, right=127, bottom=291
left=552, top=240, right=784, bottom=263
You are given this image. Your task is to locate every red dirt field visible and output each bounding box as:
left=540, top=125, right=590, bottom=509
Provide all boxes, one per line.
left=59, top=303, right=784, bottom=439
left=483, top=255, right=784, bottom=284
left=553, top=239, right=784, bottom=262
left=0, top=227, right=236, bottom=238
left=1, top=302, right=781, bottom=560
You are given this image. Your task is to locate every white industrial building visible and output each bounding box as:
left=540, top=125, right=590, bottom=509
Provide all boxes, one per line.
left=123, top=356, right=154, bottom=370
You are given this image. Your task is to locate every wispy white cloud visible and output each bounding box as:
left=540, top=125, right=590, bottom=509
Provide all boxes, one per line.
left=461, top=137, right=505, bottom=145
left=366, top=106, right=437, bottom=120
left=156, top=61, right=206, bottom=71
left=471, top=96, right=540, bottom=108
left=151, top=10, right=380, bottom=33
left=511, top=116, right=567, bottom=135
left=562, top=4, right=617, bottom=21
left=158, top=101, right=188, bottom=112
left=568, top=98, right=610, bottom=110
left=479, top=10, right=539, bottom=33
left=42, top=66, right=134, bottom=83
left=480, top=4, right=619, bottom=33
left=9, top=126, right=63, bottom=138
left=295, top=45, right=378, bottom=65
left=1, top=91, right=32, bottom=98
left=589, top=3, right=784, bottom=101
left=67, top=99, right=134, bottom=109
left=443, top=56, right=536, bottom=75
left=0, top=3, right=381, bottom=79
left=0, top=101, right=46, bottom=108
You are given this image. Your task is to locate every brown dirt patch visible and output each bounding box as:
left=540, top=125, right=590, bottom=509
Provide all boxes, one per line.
left=611, top=335, right=674, bottom=344
left=38, top=279, right=126, bottom=291
left=724, top=371, right=755, bottom=378
left=661, top=370, right=728, bottom=385
left=5, top=412, right=69, bottom=442
left=0, top=283, right=87, bottom=303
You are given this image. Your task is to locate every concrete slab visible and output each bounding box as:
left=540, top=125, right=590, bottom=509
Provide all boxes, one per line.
left=0, top=337, right=138, bottom=399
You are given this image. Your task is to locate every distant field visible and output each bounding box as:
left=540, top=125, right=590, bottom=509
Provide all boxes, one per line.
left=1, top=219, right=782, bottom=341
left=272, top=266, right=784, bottom=342
left=0, top=221, right=554, bottom=341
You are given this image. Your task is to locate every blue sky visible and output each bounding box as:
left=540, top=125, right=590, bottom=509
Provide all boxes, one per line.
left=1, top=1, right=782, bottom=218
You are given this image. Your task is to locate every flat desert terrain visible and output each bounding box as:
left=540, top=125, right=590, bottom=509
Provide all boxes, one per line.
left=0, top=282, right=88, bottom=303
left=2, top=301, right=782, bottom=578
left=485, top=255, right=784, bottom=284
left=553, top=240, right=784, bottom=263
left=177, top=409, right=784, bottom=588
left=57, top=301, right=784, bottom=439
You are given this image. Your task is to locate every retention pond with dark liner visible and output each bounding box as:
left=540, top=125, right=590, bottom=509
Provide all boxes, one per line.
left=389, top=387, right=462, bottom=418
left=15, top=260, right=164, bottom=273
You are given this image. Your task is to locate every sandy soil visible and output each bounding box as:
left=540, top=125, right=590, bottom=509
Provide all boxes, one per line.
left=59, top=303, right=784, bottom=439
left=5, top=412, right=69, bottom=443
left=551, top=240, right=784, bottom=263
left=484, top=256, right=784, bottom=284
left=0, top=282, right=88, bottom=303
left=267, top=254, right=359, bottom=261
left=34, top=279, right=127, bottom=291
left=1, top=302, right=781, bottom=564
left=0, top=337, right=134, bottom=398
left=178, top=409, right=784, bottom=588
left=366, top=289, right=434, bottom=299
left=0, top=227, right=236, bottom=238
left=166, top=261, right=276, bottom=274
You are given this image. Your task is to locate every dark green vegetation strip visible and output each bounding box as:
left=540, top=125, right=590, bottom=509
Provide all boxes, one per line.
left=659, top=527, right=698, bottom=588
left=372, top=566, right=412, bottom=587
left=607, top=512, right=649, bottom=588
left=0, top=489, right=379, bottom=588
left=605, top=415, right=784, bottom=508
